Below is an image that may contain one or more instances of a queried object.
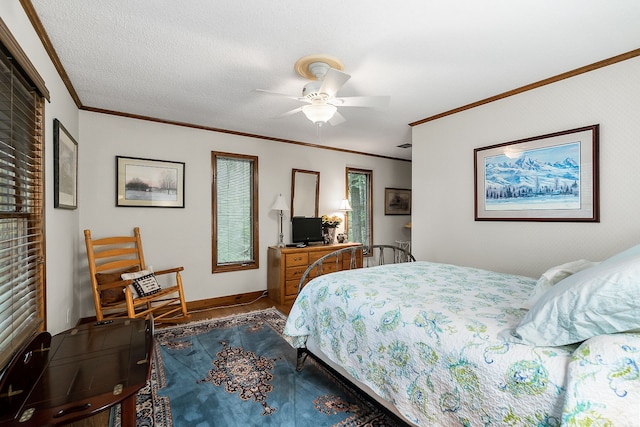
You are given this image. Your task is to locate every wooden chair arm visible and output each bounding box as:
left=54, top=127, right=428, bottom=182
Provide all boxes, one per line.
left=153, top=266, right=184, bottom=276
left=97, top=268, right=182, bottom=293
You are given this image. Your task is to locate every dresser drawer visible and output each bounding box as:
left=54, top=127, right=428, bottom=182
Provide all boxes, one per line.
left=309, top=250, right=335, bottom=264
left=285, top=279, right=301, bottom=297
left=342, top=251, right=362, bottom=269
left=285, top=265, right=307, bottom=282
left=308, top=261, right=338, bottom=278
left=285, top=252, right=308, bottom=266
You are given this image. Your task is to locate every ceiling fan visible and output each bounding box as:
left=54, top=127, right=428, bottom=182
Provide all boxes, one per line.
left=254, top=54, right=390, bottom=127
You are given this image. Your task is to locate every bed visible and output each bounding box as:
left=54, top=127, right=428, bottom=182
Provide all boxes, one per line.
left=283, top=244, right=640, bottom=426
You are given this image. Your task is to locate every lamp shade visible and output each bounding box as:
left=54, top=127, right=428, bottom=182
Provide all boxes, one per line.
left=302, top=103, right=337, bottom=125
left=271, top=194, right=289, bottom=211
left=338, top=199, right=352, bottom=211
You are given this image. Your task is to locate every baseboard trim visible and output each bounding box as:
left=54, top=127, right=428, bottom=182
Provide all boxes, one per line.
left=185, top=291, right=266, bottom=313
left=77, top=291, right=267, bottom=325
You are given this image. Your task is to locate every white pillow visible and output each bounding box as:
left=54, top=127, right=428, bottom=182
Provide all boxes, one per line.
left=510, top=244, right=640, bottom=346
left=121, top=267, right=161, bottom=297
left=520, top=259, right=598, bottom=309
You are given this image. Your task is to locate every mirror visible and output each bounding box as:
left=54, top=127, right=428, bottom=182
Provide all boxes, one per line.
left=291, top=169, right=320, bottom=218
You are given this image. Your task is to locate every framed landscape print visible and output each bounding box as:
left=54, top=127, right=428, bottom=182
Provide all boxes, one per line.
left=474, top=124, right=599, bottom=222
left=116, top=156, right=185, bottom=207
left=53, top=119, right=78, bottom=209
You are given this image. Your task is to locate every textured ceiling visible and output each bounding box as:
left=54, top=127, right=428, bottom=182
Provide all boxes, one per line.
left=28, top=0, right=640, bottom=160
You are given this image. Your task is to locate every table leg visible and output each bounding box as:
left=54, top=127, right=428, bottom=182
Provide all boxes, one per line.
left=120, top=395, right=137, bottom=427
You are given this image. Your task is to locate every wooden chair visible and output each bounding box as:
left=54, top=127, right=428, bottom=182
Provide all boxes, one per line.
left=84, top=227, right=190, bottom=324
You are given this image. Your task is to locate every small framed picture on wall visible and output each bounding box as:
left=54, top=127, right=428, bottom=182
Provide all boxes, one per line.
left=53, top=119, right=78, bottom=209
left=384, top=188, right=411, bottom=215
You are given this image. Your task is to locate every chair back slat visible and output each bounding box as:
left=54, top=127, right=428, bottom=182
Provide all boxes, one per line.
left=94, top=259, right=142, bottom=274
left=92, top=247, right=139, bottom=259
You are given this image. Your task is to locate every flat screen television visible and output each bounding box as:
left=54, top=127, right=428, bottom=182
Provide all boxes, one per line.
left=291, top=217, right=324, bottom=244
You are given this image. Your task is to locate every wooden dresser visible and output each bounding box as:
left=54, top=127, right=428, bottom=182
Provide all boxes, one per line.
left=267, top=243, right=362, bottom=309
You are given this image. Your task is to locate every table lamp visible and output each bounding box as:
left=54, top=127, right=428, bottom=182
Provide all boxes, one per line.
left=271, top=194, right=289, bottom=247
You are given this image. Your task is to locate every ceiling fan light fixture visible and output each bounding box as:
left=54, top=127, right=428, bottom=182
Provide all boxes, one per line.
left=302, top=103, right=337, bottom=125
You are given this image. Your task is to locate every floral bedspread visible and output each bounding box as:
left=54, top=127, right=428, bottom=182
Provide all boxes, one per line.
left=283, top=261, right=640, bottom=426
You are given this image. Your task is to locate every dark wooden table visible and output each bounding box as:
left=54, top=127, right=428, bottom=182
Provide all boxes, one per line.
left=0, top=318, right=153, bottom=427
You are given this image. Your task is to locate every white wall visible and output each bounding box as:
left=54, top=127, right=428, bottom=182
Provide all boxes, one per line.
left=412, top=56, right=640, bottom=278
left=78, top=112, right=411, bottom=318
left=1, top=3, right=81, bottom=334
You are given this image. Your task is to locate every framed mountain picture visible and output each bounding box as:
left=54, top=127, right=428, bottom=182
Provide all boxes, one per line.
left=474, top=124, right=599, bottom=222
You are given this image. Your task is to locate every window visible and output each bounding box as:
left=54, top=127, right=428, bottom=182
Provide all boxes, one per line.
left=346, top=168, right=373, bottom=248
left=212, top=152, right=259, bottom=273
left=0, top=39, right=46, bottom=369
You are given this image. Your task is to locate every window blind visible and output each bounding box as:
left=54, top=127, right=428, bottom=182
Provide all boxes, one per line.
left=212, top=152, right=259, bottom=273
left=0, top=47, right=45, bottom=371
left=216, top=156, right=253, bottom=263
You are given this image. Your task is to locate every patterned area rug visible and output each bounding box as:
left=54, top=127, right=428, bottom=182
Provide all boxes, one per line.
left=114, top=308, right=400, bottom=426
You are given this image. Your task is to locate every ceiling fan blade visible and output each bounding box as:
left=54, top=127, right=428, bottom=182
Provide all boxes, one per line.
left=332, top=95, right=390, bottom=108
left=329, top=111, right=346, bottom=126
left=253, top=89, right=304, bottom=102
left=273, top=106, right=303, bottom=119
left=319, top=68, right=350, bottom=97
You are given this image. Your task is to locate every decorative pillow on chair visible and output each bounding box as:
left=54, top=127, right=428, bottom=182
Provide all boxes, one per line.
left=96, top=266, right=140, bottom=304
left=121, top=267, right=162, bottom=297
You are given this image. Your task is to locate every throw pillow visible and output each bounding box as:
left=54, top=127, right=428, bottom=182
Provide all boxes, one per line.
left=95, top=266, right=140, bottom=304
left=121, top=267, right=162, bottom=297
left=511, top=243, right=640, bottom=346
left=520, top=259, right=598, bottom=309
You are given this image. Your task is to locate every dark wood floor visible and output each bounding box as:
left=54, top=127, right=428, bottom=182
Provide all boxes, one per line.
left=68, top=296, right=289, bottom=427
